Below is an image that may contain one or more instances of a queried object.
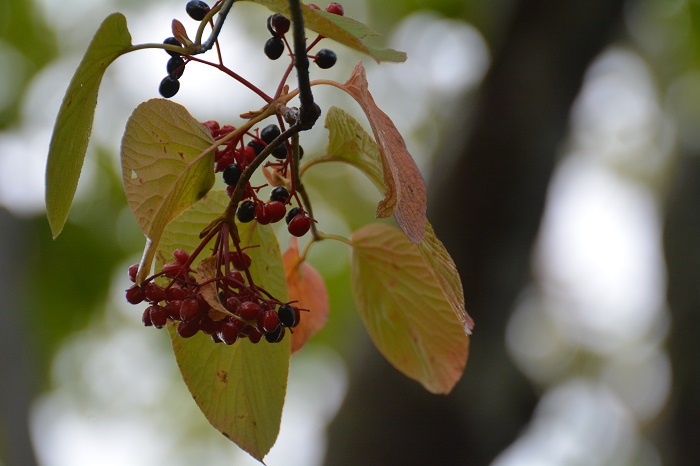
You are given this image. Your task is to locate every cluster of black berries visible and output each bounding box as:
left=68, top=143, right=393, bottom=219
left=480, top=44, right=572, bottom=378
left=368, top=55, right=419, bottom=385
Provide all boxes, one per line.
left=126, top=248, right=301, bottom=344
left=264, top=13, right=291, bottom=60
left=159, top=37, right=186, bottom=98
left=204, top=120, right=314, bottom=238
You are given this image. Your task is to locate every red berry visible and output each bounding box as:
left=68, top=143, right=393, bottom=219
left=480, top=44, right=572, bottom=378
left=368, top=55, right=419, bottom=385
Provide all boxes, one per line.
left=254, top=203, right=272, bottom=225
left=199, top=316, right=219, bottom=335
left=126, top=285, right=146, bottom=305
left=165, top=299, right=183, bottom=320
left=308, top=3, right=321, bottom=9
left=232, top=252, right=252, bottom=271
left=162, top=261, right=184, bottom=277
left=258, top=309, right=281, bottom=333
left=177, top=320, right=200, bottom=338
left=164, top=285, right=187, bottom=301
left=226, top=270, right=244, bottom=287
left=218, top=320, right=241, bottom=345
left=128, top=264, right=139, bottom=282
left=173, top=249, right=189, bottom=264
left=288, top=214, right=312, bottom=237
left=242, top=145, right=256, bottom=164
left=180, top=297, right=201, bottom=322
left=226, top=296, right=241, bottom=312
left=203, top=120, right=219, bottom=135
left=239, top=301, right=261, bottom=320
left=266, top=201, right=286, bottom=223
left=142, top=307, right=153, bottom=327
left=326, top=2, right=344, bottom=15
left=144, top=283, right=165, bottom=303
left=149, top=305, right=168, bottom=328
left=247, top=327, right=263, bottom=343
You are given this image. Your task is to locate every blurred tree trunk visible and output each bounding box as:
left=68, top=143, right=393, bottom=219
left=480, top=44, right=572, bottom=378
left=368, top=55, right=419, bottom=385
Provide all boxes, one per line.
left=323, top=0, right=625, bottom=464
left=662, top=155, right=700, bottom=465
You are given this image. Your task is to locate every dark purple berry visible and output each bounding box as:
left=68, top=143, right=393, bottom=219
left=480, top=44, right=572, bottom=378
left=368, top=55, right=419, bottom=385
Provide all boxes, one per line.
left=186, top=1, right=210, bottom=21
left=223, top=163, right=242, bottom=186
left=247, top=139, right=265, bottom=156
left=272, top=143, right=287, bottom=159
left=278, top=304, right=297, bottom=327
left=236, top=200, right=256, bottom=223
left=163, top=37, right=183, bottom=57
left=264, top=36, right=285, bottom=60
left=267, top=14, right=290, bottom=36
left=265, top=325, right=285, bottom=343
left=286, top=207, right=301, bottom=225
left=261, top=124, right=281, bottom=143
left=270, top=186, right=289, bottom=203
left=167, top=56, right=185, bottom=79
left=159, top=76, right=180, bottom=98
left=315, top=48, right=337, bottom=69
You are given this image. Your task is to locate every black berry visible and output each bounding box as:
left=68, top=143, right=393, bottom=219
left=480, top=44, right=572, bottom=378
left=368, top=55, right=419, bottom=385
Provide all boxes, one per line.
left=223, top=163, right=242, bottom=186
left=286, top=207, right=300, bottom=224
left=265, top=325, right=285, bottom=343
left=261, top=124, right=281, bottom=143
left=264, top=36, right=285, bottom=60
left=247, top=140, right=265, bottom=156
left=272, top=143, right=287, bottom=159
left=186, top=1, right=210, bottom=21
left=236, top=200, right=256, bottom=223
left=278, top=304, right=297, bottom=327
left=159, top=76, right=180, bottom=98
left=315, top=49, right=337, bottom=69
left=166, top=56, right=185, bottom=79
left=270, top=186, right=290, bottom=203
left=267, top=14, right=290, bottom=36
left=163, top=37, right=182, bottom=57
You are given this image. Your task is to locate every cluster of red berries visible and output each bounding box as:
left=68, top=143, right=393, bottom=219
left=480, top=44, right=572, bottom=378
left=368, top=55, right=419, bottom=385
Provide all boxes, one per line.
left=126, top=248, right=302, bottom=344
left=204, top=119, right=314, bottom=238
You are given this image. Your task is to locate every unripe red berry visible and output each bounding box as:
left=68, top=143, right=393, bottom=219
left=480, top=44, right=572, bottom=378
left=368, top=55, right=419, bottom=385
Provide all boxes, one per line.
left=149, top=305, right=168, bottom=328
left=326, top=2, right=344, bottom=15
left=239, top=301, right=261, bottom=320
left=164, top=285, right=187, bottom=302
left=128, top=263, right=139, bottom=282
left=247, top=327, right=263, bottom=344
left=165, top=299, right=183, bottom=320
left=177, top=320, right=200, bottom=338
left=226, top=296, right=241, bottom=313
left=142, top=307, right=153, bottom=327
left=226, top=270, right=244, bottom=287
left=308, top=3, right=321, bottom=10
left=288, top=214, right=312, bottom=237
left=144, top=283, right=165, bottom=303
left=232, top=251, right=252, bottom=271
left=180, top=297, right=201, bottom=322
left=218, top=320, right=241, bottom=345
left=173, top=249, right=190, bottom=264
left=126, top=285, right=146, bottom=305
left=258, top=309, right=281, bottom=333
left=254, top=202, right=272, bottom=225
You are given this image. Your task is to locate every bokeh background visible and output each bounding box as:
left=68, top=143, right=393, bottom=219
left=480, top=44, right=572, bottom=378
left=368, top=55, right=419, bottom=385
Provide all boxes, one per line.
left=1, top=0, right=697, bottom=464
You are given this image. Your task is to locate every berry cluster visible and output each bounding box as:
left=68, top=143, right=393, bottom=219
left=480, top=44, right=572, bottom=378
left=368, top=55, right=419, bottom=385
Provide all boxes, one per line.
left=204, top=119, right=315, bottom=238
left=159, top=37, right=186, bottom=98
left=127, top=242, right=302, bottom=344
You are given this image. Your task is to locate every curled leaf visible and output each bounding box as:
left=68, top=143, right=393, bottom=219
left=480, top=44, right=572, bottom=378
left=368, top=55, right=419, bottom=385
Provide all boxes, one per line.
left=46, top=13, right=132, bottom=238
left=337, top=63, right=427, bottom=243
left=283, top=238, right=329, bottom=352
left=351, top=223, right=471, bottom=394
left=197, top=256, right=234, bottom=320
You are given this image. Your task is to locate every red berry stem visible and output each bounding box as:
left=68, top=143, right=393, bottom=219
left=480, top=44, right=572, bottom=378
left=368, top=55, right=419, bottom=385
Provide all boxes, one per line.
left=186, top=55, right=273, bottom=103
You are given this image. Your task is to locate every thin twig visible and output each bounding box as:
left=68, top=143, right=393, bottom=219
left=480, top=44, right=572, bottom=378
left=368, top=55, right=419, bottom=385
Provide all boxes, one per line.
left=288, top=0, right=321, bottom=129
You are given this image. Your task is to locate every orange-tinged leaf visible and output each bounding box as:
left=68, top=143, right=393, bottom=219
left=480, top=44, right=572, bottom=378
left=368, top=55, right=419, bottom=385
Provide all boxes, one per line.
left=172, top=19, right=191, bottom=45
left=351, top=223, right=470, bottom=394
left=157, top=191, right=290, bottom=461
left=122, top=98, right=216, bottom=281
left=283, top=238, right=329, bottom=352
left=338, top=62, right=427, bottom=243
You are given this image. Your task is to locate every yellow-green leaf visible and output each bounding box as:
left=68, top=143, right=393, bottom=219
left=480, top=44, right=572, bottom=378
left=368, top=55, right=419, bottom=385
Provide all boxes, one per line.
left=157, top=190, right=290, bottom=462
left=308, top=106, right=385, bottom=192
left=122, top=98, right=216, bottom=281
left=244, top=0, right=406, bottom=62
left=46, top=13, right=132, bottom=238
left=351, top=223, right=471, bottom=394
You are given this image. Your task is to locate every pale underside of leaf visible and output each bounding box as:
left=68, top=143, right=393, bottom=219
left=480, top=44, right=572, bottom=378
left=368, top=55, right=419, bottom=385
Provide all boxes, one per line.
left=351, top=223, right=469, bottom=394
left=122, top=98, right=216, bottom=281
left=157, top=191, right=290, bottom=462
left=339, top=63, right=427, bottom=243
left=46, top=13, right=132, bottom=238
left=245, top=0, right=406, bottom=63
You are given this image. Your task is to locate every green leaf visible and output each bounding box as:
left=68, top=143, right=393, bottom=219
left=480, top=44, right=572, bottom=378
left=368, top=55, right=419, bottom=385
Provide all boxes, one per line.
left=351, top=223, right=471, bottom=394
left=245, top=0, right=406, bottom=62
left=158, top=190, right=290, bottom=462
left=122, top=98, right=216, bottom=282
left=311, top=106, right=385, bottom=192
left=45, top=13, right=132, bottom=238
